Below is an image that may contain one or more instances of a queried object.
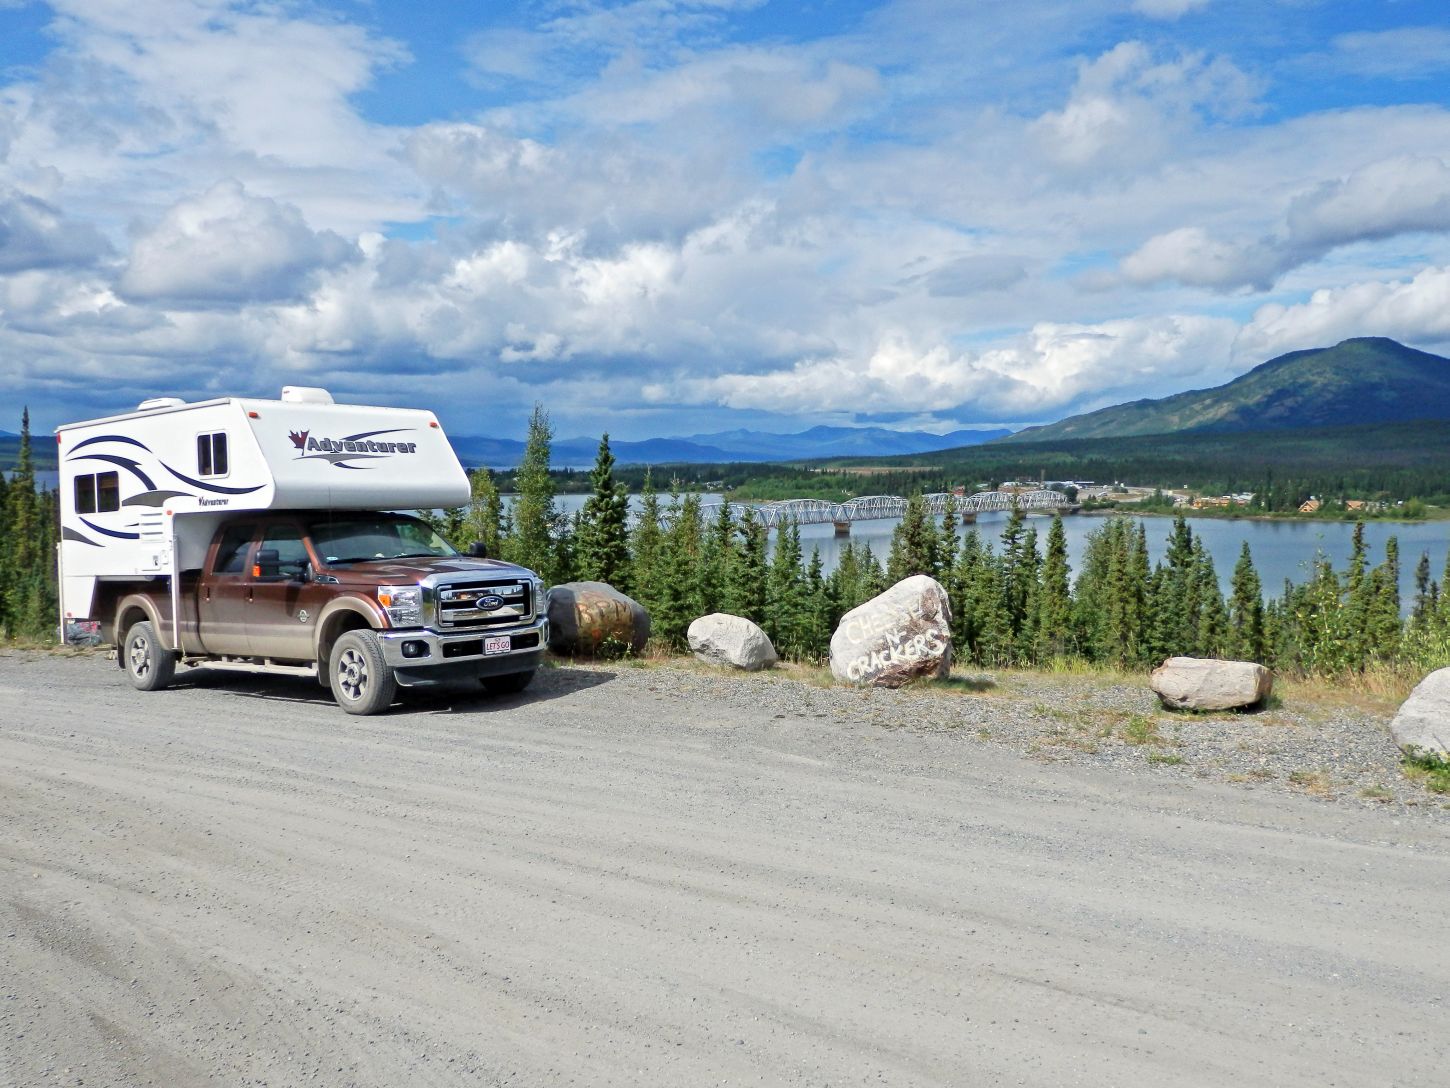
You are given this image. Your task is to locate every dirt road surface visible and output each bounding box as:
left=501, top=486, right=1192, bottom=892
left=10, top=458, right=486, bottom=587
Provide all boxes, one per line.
left=2, top=650, right=1447, bottom=1087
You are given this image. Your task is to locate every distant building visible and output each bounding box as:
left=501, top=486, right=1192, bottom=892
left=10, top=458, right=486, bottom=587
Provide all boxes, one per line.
left=1299, top=498, right=1322, bottom=514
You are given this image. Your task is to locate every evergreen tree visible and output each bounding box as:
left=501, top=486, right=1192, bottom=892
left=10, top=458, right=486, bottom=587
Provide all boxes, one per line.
left=1227, top=542, right=1266, bottom=661
left=1035, top=515, right=1072, bottom=659
left=630, top=470, right=665, bottom=615
left=654, top=489, right=704, bottom=648
left=765, top=523, right=808, bottom=658
left=887, top=493, right=939, bottom=582
left=504, top=403, right=563, bottom=582
left=802, top=547, right=835, bottom=660
left=723, top=506, right=767, bottom=623
left=698, top=500, right=734, bottom=615
left=463, top=468, right=504, bottom=558
left=574, top=434, right=632, bottom=590
left=1191, top=539, right=1228, bottom=656
left=1411, top=550, right=1433, bottom=632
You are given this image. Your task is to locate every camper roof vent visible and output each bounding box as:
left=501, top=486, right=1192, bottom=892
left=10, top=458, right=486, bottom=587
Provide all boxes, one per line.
left=280, top=386, right=335, bottom=405
left=137, top=397, right=185, bottom=411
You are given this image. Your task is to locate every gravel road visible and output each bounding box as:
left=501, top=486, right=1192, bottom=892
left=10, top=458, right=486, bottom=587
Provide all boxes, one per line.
left=3, top=649, right=1448, bottom=1088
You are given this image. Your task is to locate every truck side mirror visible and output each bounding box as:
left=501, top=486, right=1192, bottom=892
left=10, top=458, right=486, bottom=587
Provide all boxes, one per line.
left=254, top=548, right=281, bottom=579
left=466, top=541, right=489, bottom=559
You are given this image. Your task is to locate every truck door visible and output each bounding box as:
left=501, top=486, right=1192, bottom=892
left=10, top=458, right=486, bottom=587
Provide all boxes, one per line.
left=245, top=524, right=321, bottom=661
left=198, top=522, right=255, bottom=655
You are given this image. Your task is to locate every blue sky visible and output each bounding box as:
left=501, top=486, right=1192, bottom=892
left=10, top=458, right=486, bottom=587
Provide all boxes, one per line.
left=2, top=0, right=1449, bottom=440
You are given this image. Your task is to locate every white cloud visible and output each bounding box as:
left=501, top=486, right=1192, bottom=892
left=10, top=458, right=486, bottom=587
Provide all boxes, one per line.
left=0, top=187, right=110, bottom=272
left=1133, top=0, right=1211, bottom=19
left=1236, top=265, right=1450, bottom=362
left=1329, top=27, right=1450, bottom=80
left=118, top=181, right=358, bottom=307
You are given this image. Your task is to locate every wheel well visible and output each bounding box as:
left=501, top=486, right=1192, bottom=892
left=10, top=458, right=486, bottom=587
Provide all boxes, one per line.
left=317, top=610, right=373, bottom=686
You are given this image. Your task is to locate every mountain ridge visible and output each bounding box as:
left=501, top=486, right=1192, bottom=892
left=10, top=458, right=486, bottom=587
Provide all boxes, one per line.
left=999, top=337, right=1450, bottom=443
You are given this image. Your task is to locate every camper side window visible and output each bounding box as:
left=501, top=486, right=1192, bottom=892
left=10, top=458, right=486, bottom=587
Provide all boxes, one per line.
left=197, top=432, right=229, bottom=477
left=74, top=471, right=120, bottom=514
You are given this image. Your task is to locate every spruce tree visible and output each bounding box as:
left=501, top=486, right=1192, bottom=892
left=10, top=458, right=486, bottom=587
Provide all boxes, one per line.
left=463, top=468, right=504, bottom=559
left=505, top=403, right=562, bottom=582
left=765, top=523, right=807, bottom=658
left=887, top=493, right=938, bottom=582
left=1227, top=542, right=1266, bottom=661
left=574, top=434, right=632, bottom=590
left=1035, top=515, right=1072, bottom=660
left=724, top=506, right=767, bottom=623
left=630, top=470, right=665, bottom=616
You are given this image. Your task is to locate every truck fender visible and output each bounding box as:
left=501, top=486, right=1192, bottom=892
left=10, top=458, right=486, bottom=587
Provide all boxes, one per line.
left=113, top=593, right=171, bottom=662
left=314, top=598, right=387, bottom=687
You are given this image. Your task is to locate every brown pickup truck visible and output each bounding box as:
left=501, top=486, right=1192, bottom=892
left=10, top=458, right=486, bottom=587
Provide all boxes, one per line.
left=112, top=510, right=547, bottom=714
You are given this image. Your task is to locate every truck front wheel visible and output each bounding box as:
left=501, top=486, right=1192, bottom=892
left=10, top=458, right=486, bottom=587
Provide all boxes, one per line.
left=329, top=629, right=397, bottom=715
left=124, top=620, right=176, bottom=692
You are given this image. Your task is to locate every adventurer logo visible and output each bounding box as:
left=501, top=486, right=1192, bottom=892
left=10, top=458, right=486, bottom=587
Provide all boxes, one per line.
left=287, top=428, right=418, bottom=470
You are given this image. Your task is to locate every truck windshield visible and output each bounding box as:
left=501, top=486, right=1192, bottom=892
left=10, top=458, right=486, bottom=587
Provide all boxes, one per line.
left=309, top=514, right=459, bottom=565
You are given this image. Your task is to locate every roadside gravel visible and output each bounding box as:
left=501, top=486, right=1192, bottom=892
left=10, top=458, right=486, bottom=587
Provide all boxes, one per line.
left=3, top=647, right=1448, bottom=1088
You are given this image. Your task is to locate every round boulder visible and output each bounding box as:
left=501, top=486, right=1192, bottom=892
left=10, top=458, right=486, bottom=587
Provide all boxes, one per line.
left=1390, top=668, right=1450, bottom=761
left=688, top=613, right=777, bottom=671
left=829, top=575, right=952, bottom=688
left=1150, top=657, right=1272, bottom=711
left=545, top=581, right=650, bottom=657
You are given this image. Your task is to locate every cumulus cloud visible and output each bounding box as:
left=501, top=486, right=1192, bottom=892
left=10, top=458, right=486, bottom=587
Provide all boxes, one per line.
left=118, top=181, right=358, bottom=307
left=0, top=188, right=110, bottom=273
left=1236, top=265, right=1450, bottom=362
left=1122, top=155, right=1450, bottom=291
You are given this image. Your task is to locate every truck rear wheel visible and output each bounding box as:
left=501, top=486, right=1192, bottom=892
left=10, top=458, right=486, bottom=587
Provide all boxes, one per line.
left=124, top=620, right=176, bottom=692
left=329, top=629, right=397, bottom=715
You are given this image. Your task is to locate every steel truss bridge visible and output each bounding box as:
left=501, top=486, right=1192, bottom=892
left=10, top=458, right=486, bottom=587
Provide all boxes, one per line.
left=697, top=490, right=1076, bottom=532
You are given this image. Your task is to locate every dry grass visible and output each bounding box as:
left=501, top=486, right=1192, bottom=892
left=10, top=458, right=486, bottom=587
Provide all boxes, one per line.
left=1287, top=769, right=1336, bottom=797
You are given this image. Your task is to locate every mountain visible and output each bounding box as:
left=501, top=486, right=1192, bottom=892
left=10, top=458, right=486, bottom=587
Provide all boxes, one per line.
left=1001, top=338, right=1450, bottom=443
left=448, top=425, right=1012, bottom=469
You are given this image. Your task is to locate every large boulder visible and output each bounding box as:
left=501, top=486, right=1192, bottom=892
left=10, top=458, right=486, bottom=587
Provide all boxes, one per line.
left=688, top=613, right=777, bottom=671
left=1390, top=668, right=1450, bottom=761
left=829, top=575, right=952, bottom=688
left=1150, top=657, right=1272, bottom=711
left=545, top=581, right=650, bottom=657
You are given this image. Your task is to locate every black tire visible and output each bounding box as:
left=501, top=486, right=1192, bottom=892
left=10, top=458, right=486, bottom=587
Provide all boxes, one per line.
left=123, top=620, right=176, bottom=692
left=482, top=669, right=536, bottom=696
left=329, top=629, right=397, bottom=715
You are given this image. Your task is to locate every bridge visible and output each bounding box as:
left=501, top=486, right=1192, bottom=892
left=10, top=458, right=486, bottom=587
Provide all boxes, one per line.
left=697, top=490, right=1077, bottom=535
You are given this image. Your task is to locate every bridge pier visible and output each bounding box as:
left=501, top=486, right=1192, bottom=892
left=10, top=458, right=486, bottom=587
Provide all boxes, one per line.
left=961, top=511, right=976, bottom=525
left=833, top=520, right=851, bottom=537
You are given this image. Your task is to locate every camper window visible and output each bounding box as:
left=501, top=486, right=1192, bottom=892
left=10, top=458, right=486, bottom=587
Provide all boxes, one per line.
left=75, top=471, right=120, bottom=514
left=197, top=432, right=229, bottom=477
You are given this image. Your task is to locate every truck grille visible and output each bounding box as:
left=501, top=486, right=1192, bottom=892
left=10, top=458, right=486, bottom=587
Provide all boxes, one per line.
left=436, top=580, right=534, bottom=629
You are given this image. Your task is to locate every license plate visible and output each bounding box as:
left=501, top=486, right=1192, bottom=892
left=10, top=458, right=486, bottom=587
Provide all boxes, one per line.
left=484, top=635, right=512, bottom=655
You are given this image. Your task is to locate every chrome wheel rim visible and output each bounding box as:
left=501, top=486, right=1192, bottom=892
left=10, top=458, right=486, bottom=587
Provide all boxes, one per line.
left=337, top=647, right=367, bottom=701
left=128, top=635, right=151, bottom=679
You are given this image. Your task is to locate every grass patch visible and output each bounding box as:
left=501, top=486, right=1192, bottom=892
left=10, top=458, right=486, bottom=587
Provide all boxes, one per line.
left=1402, top=755, right=1450, bottom=795
left=1121, top=713, right=1162, bottom=746
left=1358, top=785, right=1395, bottom=802
left=1287, top=769, right=1336, bottom=797
left=1146, top=752, right=1186, bottom=766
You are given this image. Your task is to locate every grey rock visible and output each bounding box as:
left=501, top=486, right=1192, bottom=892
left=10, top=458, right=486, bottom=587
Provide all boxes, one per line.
left=545, top=581, right=650, bottom=657
left=688, top=613, right=778, bottom=671
left=1150, top=657, right=1272, bottom=711
left=829, top=575, right=952, bottom=688
left=1390, top=668, right=1450, bottom=761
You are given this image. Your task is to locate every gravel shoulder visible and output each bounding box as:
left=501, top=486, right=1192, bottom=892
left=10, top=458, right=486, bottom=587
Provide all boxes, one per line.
left=2, top=649, right=1447, bottom=1088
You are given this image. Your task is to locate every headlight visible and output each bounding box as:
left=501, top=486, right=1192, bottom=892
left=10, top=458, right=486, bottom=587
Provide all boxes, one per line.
left=377, top=585, right=423, bottom=627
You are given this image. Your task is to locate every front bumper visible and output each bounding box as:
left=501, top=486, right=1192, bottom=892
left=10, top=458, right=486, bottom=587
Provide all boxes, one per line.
left=378, top=618, right=549, bottom=687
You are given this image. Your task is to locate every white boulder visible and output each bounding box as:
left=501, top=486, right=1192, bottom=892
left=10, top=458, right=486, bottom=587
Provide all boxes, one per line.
left=829, top=575, right=952, bottom=688
left=1390, top=668, right=1450, bottom=761
left=688, top=613, right=778, bottom=671
left=1150, top=657, right=1273, bottom=711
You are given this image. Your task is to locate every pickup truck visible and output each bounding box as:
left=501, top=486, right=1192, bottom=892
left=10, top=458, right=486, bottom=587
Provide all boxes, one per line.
left=112, top=510, right=547, bottom=714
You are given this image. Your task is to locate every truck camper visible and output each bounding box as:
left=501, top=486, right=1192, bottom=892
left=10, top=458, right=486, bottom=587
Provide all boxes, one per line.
left=56, top=387, right=546, bottom=714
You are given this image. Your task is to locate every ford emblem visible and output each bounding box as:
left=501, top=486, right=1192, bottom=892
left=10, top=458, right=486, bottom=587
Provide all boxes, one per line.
left=478, top=594, right=505, bottom=611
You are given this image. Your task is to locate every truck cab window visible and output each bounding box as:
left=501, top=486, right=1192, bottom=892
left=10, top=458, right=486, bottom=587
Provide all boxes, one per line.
left=213, top=524, right=254, bottom=574
left=197, top=432, right=229, bottom=477
left=256, top=526, right=309, bottom=579
left=75, top=471, right=120, bottom=513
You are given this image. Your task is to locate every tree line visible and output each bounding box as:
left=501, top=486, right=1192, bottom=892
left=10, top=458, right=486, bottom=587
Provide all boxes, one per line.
left=425, top=406, right=1450, bottom=676
left=0, top=410, right=60, bottom=639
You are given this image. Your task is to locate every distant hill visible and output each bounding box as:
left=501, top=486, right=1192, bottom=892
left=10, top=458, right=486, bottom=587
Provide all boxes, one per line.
left=450, top=425, right=1012, bottom=469
left=1001, top=338, right=1450, bottom=443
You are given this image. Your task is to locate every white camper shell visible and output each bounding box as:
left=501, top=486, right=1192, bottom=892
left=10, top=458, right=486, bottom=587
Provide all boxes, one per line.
left=56, top=387, right=470, bottom=632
